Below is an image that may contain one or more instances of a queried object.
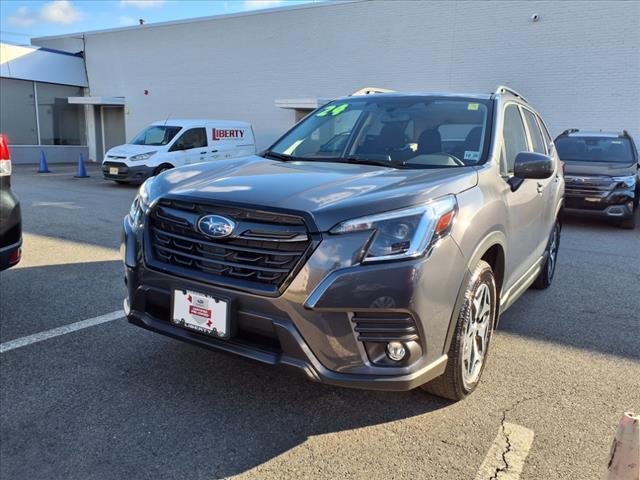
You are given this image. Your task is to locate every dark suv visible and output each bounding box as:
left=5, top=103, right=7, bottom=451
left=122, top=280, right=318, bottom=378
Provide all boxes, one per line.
left=555, top=129, right=639, bottom=229
left=123, top=86, right=564, bottom=400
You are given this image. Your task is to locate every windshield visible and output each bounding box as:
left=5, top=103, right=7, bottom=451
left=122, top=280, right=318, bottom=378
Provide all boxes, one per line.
left=268, top=96, right=492, bottom=169
left=130, top=125, right=182, bottom=146
left=555, top=136, right=635, bottom=163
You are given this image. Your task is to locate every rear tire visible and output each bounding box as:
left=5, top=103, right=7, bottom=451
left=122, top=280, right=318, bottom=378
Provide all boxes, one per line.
left=532, top=219, right=560, bottom=290
left=421, top=260, right=497, bottom=401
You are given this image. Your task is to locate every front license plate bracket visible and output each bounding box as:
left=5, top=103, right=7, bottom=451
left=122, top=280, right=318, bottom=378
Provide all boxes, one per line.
left=171, top=289, right=232, bottom=339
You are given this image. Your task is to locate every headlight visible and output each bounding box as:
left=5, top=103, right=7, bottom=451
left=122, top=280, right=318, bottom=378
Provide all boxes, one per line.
left=612, top=175, right=636, bottom=189
left=130, top=151, right=156, bottom=161
left=129, top=178, right=152, bottom=224
left=330, top=195, right=457, bottom=262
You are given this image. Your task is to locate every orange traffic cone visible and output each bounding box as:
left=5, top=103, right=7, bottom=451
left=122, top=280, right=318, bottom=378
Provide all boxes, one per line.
left=605, top=412, right=639, bottom=480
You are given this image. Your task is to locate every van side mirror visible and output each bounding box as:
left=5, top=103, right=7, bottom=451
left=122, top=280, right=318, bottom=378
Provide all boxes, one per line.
left=170, top=141, right=188, bottom=152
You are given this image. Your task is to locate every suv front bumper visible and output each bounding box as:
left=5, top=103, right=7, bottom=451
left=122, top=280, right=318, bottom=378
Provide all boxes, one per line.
left=564, top=184, right=636, bottom=219
left=123, top=213, right=468, bottom=391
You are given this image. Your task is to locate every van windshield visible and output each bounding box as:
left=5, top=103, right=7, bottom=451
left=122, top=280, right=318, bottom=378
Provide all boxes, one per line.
left=131, top=125, right=182, bottom=146
left=555, top=136, right=635, bottom=164
left=267, top=96, right=492, bottom=169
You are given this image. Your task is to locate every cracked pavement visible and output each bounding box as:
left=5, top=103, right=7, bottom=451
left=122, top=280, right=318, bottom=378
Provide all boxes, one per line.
left=1, top=165, right=639, bottom=479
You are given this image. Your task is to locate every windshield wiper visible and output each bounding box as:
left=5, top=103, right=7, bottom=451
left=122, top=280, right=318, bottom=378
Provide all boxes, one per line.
left=338, top=155, right=405, bottom=168
left=262, top=150, right=298, bottom=162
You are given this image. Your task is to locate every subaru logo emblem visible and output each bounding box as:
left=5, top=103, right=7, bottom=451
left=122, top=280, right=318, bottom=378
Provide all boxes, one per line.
left=197, top=215, right=236, bottom=238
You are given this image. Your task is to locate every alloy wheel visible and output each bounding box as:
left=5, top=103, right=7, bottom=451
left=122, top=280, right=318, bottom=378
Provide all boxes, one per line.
left=461, top=282, right=493, bottom=389
left=547, top=226, right=558, bottom=279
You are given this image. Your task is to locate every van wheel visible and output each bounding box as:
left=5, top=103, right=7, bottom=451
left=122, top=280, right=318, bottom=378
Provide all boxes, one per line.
left=532, top=220, right=560, bottom=289
left=421, top=260, right=496, bottom=401
left=154, top=164, right=173, bottom=176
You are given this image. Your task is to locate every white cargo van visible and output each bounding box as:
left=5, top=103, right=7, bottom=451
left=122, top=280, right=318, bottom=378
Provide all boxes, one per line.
left=102, top=119, right=255, bottom=183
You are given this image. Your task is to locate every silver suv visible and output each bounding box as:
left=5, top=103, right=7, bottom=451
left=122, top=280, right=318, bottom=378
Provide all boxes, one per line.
left=123, top=86, right=564, bottom=400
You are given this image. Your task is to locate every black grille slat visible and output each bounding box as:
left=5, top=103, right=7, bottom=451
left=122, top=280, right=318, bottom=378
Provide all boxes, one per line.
left=565, top=177, right=616, bottom=196
left=352, top=313, right=419, bottom=343
left=154, top=244, right=291, bottom=273
left=147, top=200, right=312, bottom=289
left=152, top=227, right=303, bottom=257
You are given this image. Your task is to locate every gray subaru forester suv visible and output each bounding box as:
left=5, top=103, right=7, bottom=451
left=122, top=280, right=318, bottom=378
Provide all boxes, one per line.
left=123, top=86, right=564, bottom=400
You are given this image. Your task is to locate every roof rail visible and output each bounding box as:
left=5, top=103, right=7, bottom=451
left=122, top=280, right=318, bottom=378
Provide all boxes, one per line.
left=350, top=87, right=396, bottom=96
left=561, top=128, right=580, bottom=135
left=494, top=85, right=528, bottom=103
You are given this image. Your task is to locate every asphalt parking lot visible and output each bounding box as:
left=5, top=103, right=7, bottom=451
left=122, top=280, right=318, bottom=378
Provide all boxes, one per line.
left=1, top=163, right=639, bottom=480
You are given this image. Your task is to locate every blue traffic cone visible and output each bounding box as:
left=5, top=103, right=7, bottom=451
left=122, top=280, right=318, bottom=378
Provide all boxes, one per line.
left=37, top=150, right=51, bottom=173
left=74, top=152, right=90, bottom=178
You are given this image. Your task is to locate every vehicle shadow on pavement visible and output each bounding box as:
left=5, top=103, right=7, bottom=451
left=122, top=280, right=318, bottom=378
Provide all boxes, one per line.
left=498, top=217, right=640, bottom=361
left=1, top=327, right=452, bottom=480
left=0, top=260, right=126, bottom=342
left=113, top=339, right=453, bottom=479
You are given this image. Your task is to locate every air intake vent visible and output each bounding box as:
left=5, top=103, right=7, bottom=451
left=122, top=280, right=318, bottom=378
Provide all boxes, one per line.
left=352, top=313, right=419, bottom=343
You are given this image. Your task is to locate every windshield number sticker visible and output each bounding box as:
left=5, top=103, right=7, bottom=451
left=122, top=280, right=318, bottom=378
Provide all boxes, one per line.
left=464, top=151, right=480, bottom=161
left=467, top=103, right=480, bottom=111
left=316, top=103, right=349, bottom=117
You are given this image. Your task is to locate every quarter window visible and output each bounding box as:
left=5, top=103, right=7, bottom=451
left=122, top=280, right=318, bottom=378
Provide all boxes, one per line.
left=501, top=104, right=529, bottom=174
left=522, top=109, right=546, bottom=154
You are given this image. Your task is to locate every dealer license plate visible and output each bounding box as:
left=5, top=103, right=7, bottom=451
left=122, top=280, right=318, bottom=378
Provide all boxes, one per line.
left=109, top=167, right=119, bottom=175
left=172, top=289, right=229, bottom=338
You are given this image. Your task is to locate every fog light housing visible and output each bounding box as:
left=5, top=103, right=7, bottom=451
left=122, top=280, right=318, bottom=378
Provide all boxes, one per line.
left=385, top=341, right=407, bottom=362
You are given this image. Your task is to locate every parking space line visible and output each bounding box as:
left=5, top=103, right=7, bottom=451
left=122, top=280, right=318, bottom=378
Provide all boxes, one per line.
left=475, top=422, right=535, bottom=480
left=0, top=310, right=125, bottom=354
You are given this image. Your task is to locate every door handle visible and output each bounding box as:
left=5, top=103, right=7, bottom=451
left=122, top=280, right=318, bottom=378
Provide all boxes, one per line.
left=211, top=150, right=218, bottom=153
left=537, top=182, right=544, bottom=194
left=199, top=151, right=207, bottom=154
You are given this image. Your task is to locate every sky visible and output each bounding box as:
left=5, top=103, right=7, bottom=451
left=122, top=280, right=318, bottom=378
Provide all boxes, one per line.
left=0, top=0, right=318, bottom=44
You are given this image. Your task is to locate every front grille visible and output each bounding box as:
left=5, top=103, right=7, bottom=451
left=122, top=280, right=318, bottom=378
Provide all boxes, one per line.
left=564, top=176, right=616, bottom=197
left=102, top=161, right=128, bottom=173
left=146, top=199, right=314, bottom=293
left=107, top=155, right=127, bottom=160
left=352, top=312, right=419, bottom=343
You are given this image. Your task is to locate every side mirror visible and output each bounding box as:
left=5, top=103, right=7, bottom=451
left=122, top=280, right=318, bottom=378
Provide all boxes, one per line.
left=507, top=152, right=554, bottom=192
left=513, top=152, right=554, bottom=179
left=170, top=141, right=187, bottom=152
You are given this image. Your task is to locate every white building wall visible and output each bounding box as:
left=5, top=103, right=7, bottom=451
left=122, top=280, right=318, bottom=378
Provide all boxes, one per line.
left=34, top=0, right=640, bottom=149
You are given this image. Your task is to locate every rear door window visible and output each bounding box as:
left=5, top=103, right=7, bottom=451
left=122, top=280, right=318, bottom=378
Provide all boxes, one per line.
left=522, top=109, right=546, bottom=154
left=502, top=104, right=529, bottom=174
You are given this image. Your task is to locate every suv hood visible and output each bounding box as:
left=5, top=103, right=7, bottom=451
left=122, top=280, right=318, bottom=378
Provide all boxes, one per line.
left=149, top=156, right=478, bottom=231
left=564, top=160, right=638, bottom=177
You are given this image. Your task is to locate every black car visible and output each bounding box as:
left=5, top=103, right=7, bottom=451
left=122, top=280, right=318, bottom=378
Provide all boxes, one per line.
left=0, top=134, right=22, bottom=271
left=555, top=129, right=639, bottom=229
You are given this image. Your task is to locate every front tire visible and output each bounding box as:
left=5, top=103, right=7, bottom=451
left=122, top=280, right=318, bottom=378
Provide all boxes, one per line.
left=421, top=260, right=497, bottom=401
left=532, top=219, right=560, bottom=289
left=153, top=164, right=173, bottom=176
left=618, top=215, right=636, bottom=230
